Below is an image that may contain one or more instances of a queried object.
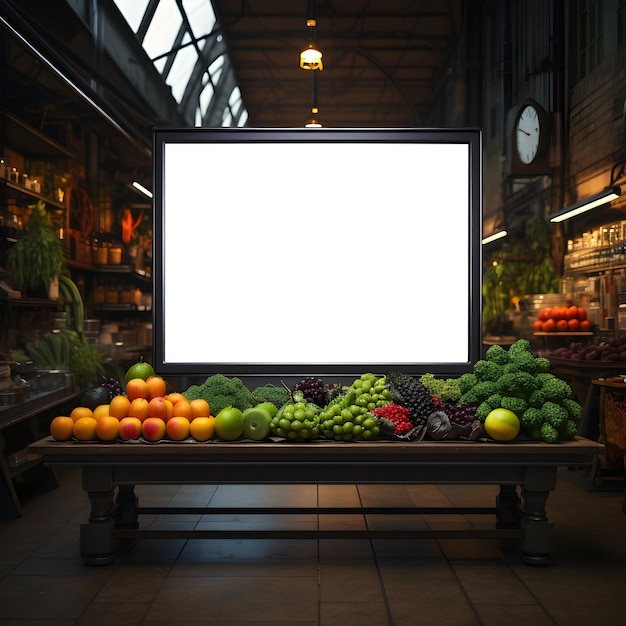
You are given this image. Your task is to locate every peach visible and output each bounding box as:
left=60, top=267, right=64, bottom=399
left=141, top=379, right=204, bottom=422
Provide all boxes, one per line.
left=148, top=396, right=173, bottom=420
left=95, top=415, right=120, bottom=441
left=146, top=375, right=167, bottom=400
left=142, top=417, right=166, bottom=442
left=118, top=416, right=142, bottom=441
left=128, top=397, right=149, bottom=422
left=126, top=378, right=149, bottom=401
left=166, top=416, right=191, bottom=441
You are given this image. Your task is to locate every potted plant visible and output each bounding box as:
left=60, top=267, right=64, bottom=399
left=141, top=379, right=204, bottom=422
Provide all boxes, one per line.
left=7, top=200, right=64, bottom=298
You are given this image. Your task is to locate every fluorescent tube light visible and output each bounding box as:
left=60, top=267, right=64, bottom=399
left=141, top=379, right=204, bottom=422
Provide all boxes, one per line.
left=482, top=229, right=507, bottom=245
left=132, top=181, right=153, bottom=198
left=549, top=186, right=621, bottom=223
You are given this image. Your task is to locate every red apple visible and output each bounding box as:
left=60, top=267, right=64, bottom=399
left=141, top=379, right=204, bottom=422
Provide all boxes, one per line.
left=118, top=416, right=142, bottom=441
left=142, top=417, right=166, bottom=442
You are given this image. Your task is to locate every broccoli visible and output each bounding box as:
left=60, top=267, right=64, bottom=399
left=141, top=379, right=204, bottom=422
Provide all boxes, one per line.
left=495, top=371, right=539, bottom=398
left=419, top=374, right=462, bottom=403
left=458, top=372, right=478, bottom=394
left=459, top=380, right=497, bottom=406
left=251, top=383, right=291, bottom=407
left=539, top=422, right=559, bottom=444
left=500, top=396, right=528, bottom=415
left=475, top=401, right=492, bottom=421
left=542, top=401, right=569, bottom=430
left=485, top=344, right=510, bottom=365
left=528, top=389, right=548, bottom=409
left=521, top=407, right=544, bottom=431
left=561, top=398, right=583, bottom=421
left=473, top=360, right=503, bottom=382
left=182, top=373, right=254, bottom=415
left=419, top=373, right=444, bottom=396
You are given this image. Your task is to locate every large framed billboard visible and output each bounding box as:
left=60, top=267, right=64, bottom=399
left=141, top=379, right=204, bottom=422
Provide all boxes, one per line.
left=152, top=127, right=482, bottom=383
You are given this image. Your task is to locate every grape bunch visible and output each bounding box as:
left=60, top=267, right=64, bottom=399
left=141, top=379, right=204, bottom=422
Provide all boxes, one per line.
left=293, top=377, right=344, bottom=406
left=387, top=371, right=435, bottom=429
left=269, top=391, right=321, bottom=441
left=102, top=377, right=123, bottom=400
left=448, top=404, right=477, bottom=427
left=293, top=377, right=327, bottom=406
left=319, top=374, right=388, bottom=441
left=434, top=400, right=478, bottom=427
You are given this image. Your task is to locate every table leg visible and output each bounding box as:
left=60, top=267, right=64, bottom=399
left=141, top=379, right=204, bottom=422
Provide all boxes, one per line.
left=115, top=484, right=139, bottom=528
left=80, top=467, right=116, bottom=565
left=495, top=484, right=522, bottom=528
left=520, top=466, right=557, bottom=566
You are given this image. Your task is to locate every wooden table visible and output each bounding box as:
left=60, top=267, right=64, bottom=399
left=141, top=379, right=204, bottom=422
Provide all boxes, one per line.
left=28, top=436, right=603, bottom=567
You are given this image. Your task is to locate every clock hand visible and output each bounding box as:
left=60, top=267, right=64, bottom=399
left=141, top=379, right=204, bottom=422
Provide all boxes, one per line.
left=518, top=128, right=530, bottom=136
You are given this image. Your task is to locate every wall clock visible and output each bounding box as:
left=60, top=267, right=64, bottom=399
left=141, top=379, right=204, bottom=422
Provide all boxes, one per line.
left=512, top=101, right=549, bottom=170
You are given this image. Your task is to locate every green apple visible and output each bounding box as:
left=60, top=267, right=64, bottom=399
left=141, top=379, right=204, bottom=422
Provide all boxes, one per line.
left=254, top=401, right=278, bottom=418
left=214, top=406, right=244, bottom=441
left=242, top=407, right=272, bottom=441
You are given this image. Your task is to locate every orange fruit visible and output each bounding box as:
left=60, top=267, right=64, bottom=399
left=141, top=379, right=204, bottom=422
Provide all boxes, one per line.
left=50, top=415, right=74, bottom=441
left=532, top=320, right=543, bottom=332
left=93, top=404, right=110, bottom=421
left=73, top=416, right=98, bottom=441
left=580, top=319, right=591, bottom=331
left=172, top=398, right=193, bottom=420
left=190, top=416, right=215, bottom=441
left=70, top=406, right=93, bottom=423
left=95, top=415, right=120, bottom=441
left=190, top=398, right=211, bottom=418
left=109, top=395, right=131, bottom=419
left=542, top=319, right=556, bottom=332
left=556, top=319, right=569, bottom=332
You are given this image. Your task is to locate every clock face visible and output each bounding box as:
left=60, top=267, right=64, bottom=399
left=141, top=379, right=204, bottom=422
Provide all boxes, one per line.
left=515, top=105, right=541, bottom=165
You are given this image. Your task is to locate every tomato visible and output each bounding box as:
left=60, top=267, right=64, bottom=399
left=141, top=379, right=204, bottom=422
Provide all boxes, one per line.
left=543, top=319, right=556, bottom=332
left=577, top=307, right=587, bottom=321
left=567, top=318, right=580, bottom=331
left=580, top=319, right=591, bottom=331
left=532, top=320, right=544, bottom=332
left=566, top=305, right=578, bottom=320
left=556, top=319, right=569, bottom=331
left=484, top=408, right=520, bottom=441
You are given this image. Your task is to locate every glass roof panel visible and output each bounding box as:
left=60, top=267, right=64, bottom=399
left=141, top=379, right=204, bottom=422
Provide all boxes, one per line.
left=113, top=0, right=246, bottom=127
left=142, top=0, right=182, bottom=61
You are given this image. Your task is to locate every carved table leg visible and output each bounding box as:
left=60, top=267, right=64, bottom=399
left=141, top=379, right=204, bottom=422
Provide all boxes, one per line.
left=520, top=466, right=557, bottom=566
left=80, top=467, right=116, bottom=565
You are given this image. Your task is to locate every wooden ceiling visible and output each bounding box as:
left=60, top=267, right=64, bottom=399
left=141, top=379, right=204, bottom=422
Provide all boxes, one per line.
left=210, top=0, right=465, bottom=128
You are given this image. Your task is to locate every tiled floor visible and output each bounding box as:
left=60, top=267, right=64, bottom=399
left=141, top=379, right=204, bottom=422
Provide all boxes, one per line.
left=0, top=464, right=624, bottom=625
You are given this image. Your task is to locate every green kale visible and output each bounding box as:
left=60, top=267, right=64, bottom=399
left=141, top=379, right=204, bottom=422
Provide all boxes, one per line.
left=459, top=381, right=497, bottom=406
left=473, top=360, right=503, bottom=382
left=458, top=372, right=478, bottom=395
left=475, top=401, right=492, bottom=422
left=521, top=407, right=544, bottom=431
left=542, top=401, right=569, bottom=430
left=485, top=344, right=510, bottom=365
left=495, top=371, right=539, bottom=398
left=500, top=396, right=528, bottom=415
left=539, top=422, right=559, bottom=444
left=561, top=398, right=583, bottom=421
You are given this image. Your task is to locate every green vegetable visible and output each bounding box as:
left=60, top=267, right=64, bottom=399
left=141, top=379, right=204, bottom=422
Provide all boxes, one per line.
left=419, top=373, right=462, bottom=403
left=460, top=340, right=583, bottom=443
left=250, top=383, right=291, bottom=408
left=182, top=373, right=254, bottom=415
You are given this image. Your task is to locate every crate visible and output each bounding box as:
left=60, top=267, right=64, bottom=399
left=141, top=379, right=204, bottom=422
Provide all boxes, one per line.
left=600, top=389, right=626, bottom=470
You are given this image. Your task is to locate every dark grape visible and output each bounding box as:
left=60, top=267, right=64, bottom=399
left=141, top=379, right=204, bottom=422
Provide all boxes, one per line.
left=294, top=377, right=327, bottom=406
left=101, top=376, right=124, bottom=400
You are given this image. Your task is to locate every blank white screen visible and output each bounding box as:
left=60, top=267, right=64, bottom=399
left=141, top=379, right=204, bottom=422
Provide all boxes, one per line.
left=161, top=141, right=470, bottom=366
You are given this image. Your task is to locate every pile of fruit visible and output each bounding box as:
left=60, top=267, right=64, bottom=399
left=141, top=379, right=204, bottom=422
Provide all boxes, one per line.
left=48, top=343, right=584, bottom=445
left=532, top=305, right=590, bottom=333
